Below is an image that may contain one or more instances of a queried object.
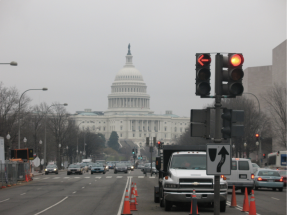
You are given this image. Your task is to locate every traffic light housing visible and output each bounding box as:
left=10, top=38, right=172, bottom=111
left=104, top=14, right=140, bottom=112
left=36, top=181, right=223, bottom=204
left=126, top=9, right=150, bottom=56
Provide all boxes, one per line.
left=255, top=133, right=259, bottom=141
left=157, top=141, right=161, bottom=148
left=221, top=108, right=244, bottom=139
left=132, top=149, right=135, bottom=154
left=195, top=53, right=211, bottom=96
left=263, top=153, right=266, bottom=159
left=222, top=53, right=244, bottom=96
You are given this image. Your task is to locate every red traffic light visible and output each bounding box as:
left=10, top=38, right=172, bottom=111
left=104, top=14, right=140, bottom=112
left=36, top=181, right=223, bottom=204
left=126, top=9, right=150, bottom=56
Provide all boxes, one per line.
left=230, top=54, right=244, bottom=67
left=255, top=134, right=259, bottom=138
left=197, top=54, right=211, bottom=66
left=157, top=141, right=161, bottom=145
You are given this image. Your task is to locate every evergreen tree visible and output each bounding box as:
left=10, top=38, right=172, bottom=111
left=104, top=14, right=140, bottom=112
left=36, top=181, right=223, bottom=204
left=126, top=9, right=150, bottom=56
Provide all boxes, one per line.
left=108, top=131, right=120, bottom=151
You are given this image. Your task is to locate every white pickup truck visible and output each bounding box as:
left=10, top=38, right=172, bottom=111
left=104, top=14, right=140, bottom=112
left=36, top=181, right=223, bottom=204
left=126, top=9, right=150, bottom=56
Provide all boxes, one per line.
left=155, top=145, right=228, bottom=212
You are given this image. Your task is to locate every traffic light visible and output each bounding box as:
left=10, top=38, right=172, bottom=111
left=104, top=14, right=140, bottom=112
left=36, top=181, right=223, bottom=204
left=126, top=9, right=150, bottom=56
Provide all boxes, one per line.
left=263, top=153, right=266, bottom=159
left=132, top=149, right=135, bottom=154
left=195, top=53, right=211, bottom=96
left=255, top=133, right=259, bottom=141
left=157, top=141, right=161, bottom=148
left=221, top=108, right=244, bottom=139
left=222, top=53, right=244, bottom=96
left=136, top=149, right=138, bottom=154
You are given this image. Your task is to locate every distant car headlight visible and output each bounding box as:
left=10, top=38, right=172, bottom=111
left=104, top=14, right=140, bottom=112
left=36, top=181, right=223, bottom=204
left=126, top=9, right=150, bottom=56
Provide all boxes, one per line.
left=54, top=169, right=57, bottom=171
left=106, top=166, right=108, bottom=169
left=45, top=169, right=47, bottom=171
left=131, top=166, right=134, bottom=169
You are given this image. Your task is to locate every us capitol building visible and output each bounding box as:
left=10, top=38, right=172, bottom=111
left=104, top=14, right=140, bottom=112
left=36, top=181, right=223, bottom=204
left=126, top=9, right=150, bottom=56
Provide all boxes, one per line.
left=72, top=45, right=189, bottom=147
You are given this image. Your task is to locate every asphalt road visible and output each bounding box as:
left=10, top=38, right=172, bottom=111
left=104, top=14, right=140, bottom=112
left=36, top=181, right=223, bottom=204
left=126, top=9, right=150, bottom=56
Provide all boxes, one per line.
left=0, top=169, right=286, bottom=215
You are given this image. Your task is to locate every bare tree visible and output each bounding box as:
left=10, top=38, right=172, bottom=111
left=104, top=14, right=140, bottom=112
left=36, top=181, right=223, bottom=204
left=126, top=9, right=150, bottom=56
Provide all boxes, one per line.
left=262, top=82, right=286, bottom=148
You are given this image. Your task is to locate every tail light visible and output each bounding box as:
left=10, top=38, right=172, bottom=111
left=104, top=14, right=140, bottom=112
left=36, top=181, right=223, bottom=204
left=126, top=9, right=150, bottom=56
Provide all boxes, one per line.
left=275, top=177, right=283, bottom=182
left=221, top=175, right=226, bottom=180
left=257, top=177, right=262, bottom=181
left=251, top=174, right=254, bottom=179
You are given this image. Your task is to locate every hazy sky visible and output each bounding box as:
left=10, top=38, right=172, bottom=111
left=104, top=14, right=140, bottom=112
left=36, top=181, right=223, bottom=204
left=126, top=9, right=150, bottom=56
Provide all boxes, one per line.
left=0, top=0, right=286, bottom=117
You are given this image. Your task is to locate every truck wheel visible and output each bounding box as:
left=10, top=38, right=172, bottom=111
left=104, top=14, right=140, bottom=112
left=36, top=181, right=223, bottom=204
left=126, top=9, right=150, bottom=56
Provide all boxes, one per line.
left=278, top=188, right=283, bottom=192
left=220, top=200, right=226, bottom=212
left=164, top=199, right=172, bottom=211
left=160, top=199, right=164, bottom=207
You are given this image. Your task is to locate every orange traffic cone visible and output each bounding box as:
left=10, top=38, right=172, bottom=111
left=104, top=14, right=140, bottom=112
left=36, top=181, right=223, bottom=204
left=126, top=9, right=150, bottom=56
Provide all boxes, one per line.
left=249, top=190, right=256, bottom=215
left=25, top=174, right=29, bottom=182
left=241, top=187, right=249, bottom=212
left=121, top=189, right=132, bottom=215
left=133, top=189, right=138, bottom=205
left=1, top=185, right=6, bottom=188
left=130, top=183, right=134, bottom=199
left=134, top=183, right=139, bottom=197
left=230, top=185, right=237, bottom=207
left=189, top=190, right=199, bottom=215
left=130, top=188, right=138, bottom=211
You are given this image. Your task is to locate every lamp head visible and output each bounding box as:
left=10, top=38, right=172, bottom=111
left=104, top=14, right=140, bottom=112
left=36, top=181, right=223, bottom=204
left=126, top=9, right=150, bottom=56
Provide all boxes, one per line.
left=42, top=88, right=48, bottom=91
left=10, top=61, right=17, bottom=66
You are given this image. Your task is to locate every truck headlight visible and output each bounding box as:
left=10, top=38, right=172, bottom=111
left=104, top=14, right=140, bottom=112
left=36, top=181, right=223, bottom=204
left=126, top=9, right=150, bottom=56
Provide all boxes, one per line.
left=220, top=183, right=227, bottom=189
left=164, top=184, right=178, bottom=188
left=45, top=169, right=47, bottom=171
left=54, top=169, right=57, bottom=171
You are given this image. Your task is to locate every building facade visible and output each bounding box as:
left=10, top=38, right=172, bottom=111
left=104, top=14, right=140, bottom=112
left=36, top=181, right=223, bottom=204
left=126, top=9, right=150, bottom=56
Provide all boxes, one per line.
left=72, top=46, right=189, bottom=147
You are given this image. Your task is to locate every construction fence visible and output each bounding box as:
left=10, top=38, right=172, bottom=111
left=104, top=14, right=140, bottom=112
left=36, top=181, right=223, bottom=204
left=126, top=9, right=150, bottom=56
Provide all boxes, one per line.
left=0, top=160, right=31, bottom=189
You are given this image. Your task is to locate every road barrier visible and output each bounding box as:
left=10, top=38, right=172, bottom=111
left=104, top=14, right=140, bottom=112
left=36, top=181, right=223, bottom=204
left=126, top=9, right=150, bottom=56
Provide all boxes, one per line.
left=121, top=189, right=132, bottom=215
left=0, top=160, right=31, bottom=189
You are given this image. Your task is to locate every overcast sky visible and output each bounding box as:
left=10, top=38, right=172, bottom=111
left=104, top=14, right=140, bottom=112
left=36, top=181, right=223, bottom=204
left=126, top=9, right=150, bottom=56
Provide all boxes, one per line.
left=0, top=0, right=286, bottom=117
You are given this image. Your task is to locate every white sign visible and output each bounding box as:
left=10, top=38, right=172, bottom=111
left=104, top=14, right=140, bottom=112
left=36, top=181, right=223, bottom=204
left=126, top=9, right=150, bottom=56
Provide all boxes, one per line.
left=206, top=144, right=231, bottom=175
left=0, top=137, right=4, bottom=163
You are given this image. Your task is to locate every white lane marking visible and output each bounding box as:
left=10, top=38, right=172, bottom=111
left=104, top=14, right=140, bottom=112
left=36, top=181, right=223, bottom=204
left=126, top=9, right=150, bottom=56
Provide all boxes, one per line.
left=43, top=178, right=48, bottom=180
left=73, top=191, right=76, bottom=194
left=37, top=188, right=42, bottom=190
left=127, top=176, right=133, bottom=178
left=82, top=187, right=85, bottom=189
left=0, top=198, right=10, bottom=203
left=149, top=176, right=156, bottom=178
left=84, top=177, right=90, bottom=178
left=53, top=177, right=60, bottom=179
left=95, top=177, right=101, bottom=179
left=117, top=176, right=123, bottom=178
left=64, top=177, right=70, bottom=179
left=117, top=177, right=131, bottom=215
left=89, top=183, right=91, bottom=184
left=106, top=176, right=112, bottom=178
left=271, top=197, right=280, bottom=200
left=227, top=201, right=260, bottom=215
left=34, top=196, right=68, bottom=215
left=138, top=176, right=144, bottom=178
left=34, top=178, right=40, bottom=180
left=61, top=181, right=63, bottom=182
left=74, top=177, right=80, bottom=178
left=20, top=193, right=26, bottom=195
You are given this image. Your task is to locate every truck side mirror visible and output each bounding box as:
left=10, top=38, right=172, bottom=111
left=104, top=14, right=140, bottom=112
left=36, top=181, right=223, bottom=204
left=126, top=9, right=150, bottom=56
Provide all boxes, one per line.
left=156, top=156, right=161, bottom=171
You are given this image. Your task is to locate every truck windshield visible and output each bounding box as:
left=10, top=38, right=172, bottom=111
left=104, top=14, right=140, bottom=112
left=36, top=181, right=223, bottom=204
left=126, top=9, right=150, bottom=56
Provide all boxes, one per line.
left=170, top=154, right=206, bottom=170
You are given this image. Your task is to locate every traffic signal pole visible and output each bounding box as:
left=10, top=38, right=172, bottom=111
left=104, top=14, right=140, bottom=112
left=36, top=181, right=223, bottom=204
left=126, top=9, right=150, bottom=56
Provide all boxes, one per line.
left=213, top=53, right=223, bottom=215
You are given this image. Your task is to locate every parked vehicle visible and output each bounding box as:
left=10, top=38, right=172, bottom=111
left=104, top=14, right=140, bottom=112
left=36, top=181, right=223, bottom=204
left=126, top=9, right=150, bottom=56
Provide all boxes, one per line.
left=91, top=163, right=106, bottom=174
left=114, top=163, right=128, bottom=174
left=225, top=158, right=254, bottom=195
left=143, top=163, right=158, bottom=175
left=67, top=164, right=83, bottom=175
left=254, top=169, right=284, bottom=191
left=267, top=151, right=287, bottom=170
left=154, top=145, right=228, bottom=212
left=45, top=164, right=58, bottom=175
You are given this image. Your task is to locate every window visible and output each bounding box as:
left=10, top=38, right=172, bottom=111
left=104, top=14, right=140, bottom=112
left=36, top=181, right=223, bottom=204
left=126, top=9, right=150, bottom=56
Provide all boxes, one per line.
left=232, top=161, right=237, bottom=170
left=92, top=126, right=95, bottom=131
left=139, top=134, right=141, bottom=137
left=174, top=127, right=177, bottom=132
left=103, top=127, right=105, bottom=131
left=180, top=128, right=182, bottom=132
left=120, top=133, right=122, bottom=137
left=238, top=161, right=249, bottom=170
left=165, top=127, right=167, bottom=131
left=268, top=155, right=276, bottom=165
left=120, top=126, right=123, bottom=130
left=133, top=134, right=135, bottom=137
left=165, top=134, right=166, bottom=138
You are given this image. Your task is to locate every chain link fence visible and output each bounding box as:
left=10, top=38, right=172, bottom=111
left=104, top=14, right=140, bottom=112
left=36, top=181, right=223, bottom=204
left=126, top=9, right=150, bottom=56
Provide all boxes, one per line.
left=0, top=161, right=31, bottom=188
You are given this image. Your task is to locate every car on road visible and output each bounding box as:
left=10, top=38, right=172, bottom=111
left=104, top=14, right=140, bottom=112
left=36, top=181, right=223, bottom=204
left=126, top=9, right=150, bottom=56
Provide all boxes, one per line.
left=143, top=162, right=158, bottom=175
left=277, top=170, right=287, bottom=186
left=91, top=163, right=106, bottom=174
left=67, top=164, right=84, bottom=175
left=80, top=163, right=89, bottom=173
left=225, top=158, right=254, bottom=194
left=254, top=169, right=284, bottom=191
left=137, top=164, right=144, bottom=169
left=114, top=163, right=128, bottom=174
left=45, top=164, right=59, bottom=175
left=107, top=162, right=114, bottom=169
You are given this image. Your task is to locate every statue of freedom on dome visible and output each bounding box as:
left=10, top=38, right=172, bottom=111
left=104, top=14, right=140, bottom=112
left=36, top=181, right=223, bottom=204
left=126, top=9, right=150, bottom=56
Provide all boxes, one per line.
left=127, top=43, right=131, bottom=55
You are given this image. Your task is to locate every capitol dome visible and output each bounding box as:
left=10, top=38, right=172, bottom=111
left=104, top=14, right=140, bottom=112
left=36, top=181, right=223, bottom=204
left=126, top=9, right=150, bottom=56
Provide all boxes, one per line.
left=105, top=44, right=153, bottom=115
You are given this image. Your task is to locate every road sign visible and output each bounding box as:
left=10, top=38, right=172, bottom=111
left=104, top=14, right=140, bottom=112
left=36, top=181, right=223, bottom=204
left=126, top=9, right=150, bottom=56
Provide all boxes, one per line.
left=206, top=144, right=231, bottom=175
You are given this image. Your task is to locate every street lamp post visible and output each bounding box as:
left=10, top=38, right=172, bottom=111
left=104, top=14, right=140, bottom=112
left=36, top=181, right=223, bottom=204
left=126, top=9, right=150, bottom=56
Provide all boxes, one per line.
left=256, top=141, right=259, bottom=162
left=18, top=88, right=48, bottom=149
left=43, top=103, right=67, bottom=168
left=66, top=146, right=69, bottom=166
left=23, top=137, right=27, bottom=148
left=232, top=144, right=235, bottom=157
left=77, top=122, right=84, bottom=162
left=0, top=61, right=18, bottom=66
left=58, top=143, right=61, bottom=169
left=39, top=140, right=43, bottom=171
left=244, top=142, right=247, bottom=158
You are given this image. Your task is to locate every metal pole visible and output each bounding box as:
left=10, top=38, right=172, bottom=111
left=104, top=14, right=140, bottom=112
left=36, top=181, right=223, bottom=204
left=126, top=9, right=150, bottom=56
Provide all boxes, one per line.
left=213, top=53, right=223, bottom=215
left=44, top=115, right=47, bottom=167
left=259, top=139, right=262, bottom=167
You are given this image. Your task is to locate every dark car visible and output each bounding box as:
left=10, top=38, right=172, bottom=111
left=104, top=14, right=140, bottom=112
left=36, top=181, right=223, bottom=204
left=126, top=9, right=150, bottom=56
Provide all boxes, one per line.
left=45, top=164, right=58, bottom=175
left=278, top=170, right=287, bottom=186
left=67, top=164, right=83, bottom=175
left=91, top=163, right=106, bottom=174
left=114, top=163, right=128, bottom=174
left=107, top=163, right=114, bottom=169
left=143, top=162, right=158, bottom=175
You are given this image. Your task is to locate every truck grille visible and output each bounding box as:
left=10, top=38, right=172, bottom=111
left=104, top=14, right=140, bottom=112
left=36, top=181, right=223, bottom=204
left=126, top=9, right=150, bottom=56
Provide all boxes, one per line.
left=179, top=178, right=213, bottom=189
